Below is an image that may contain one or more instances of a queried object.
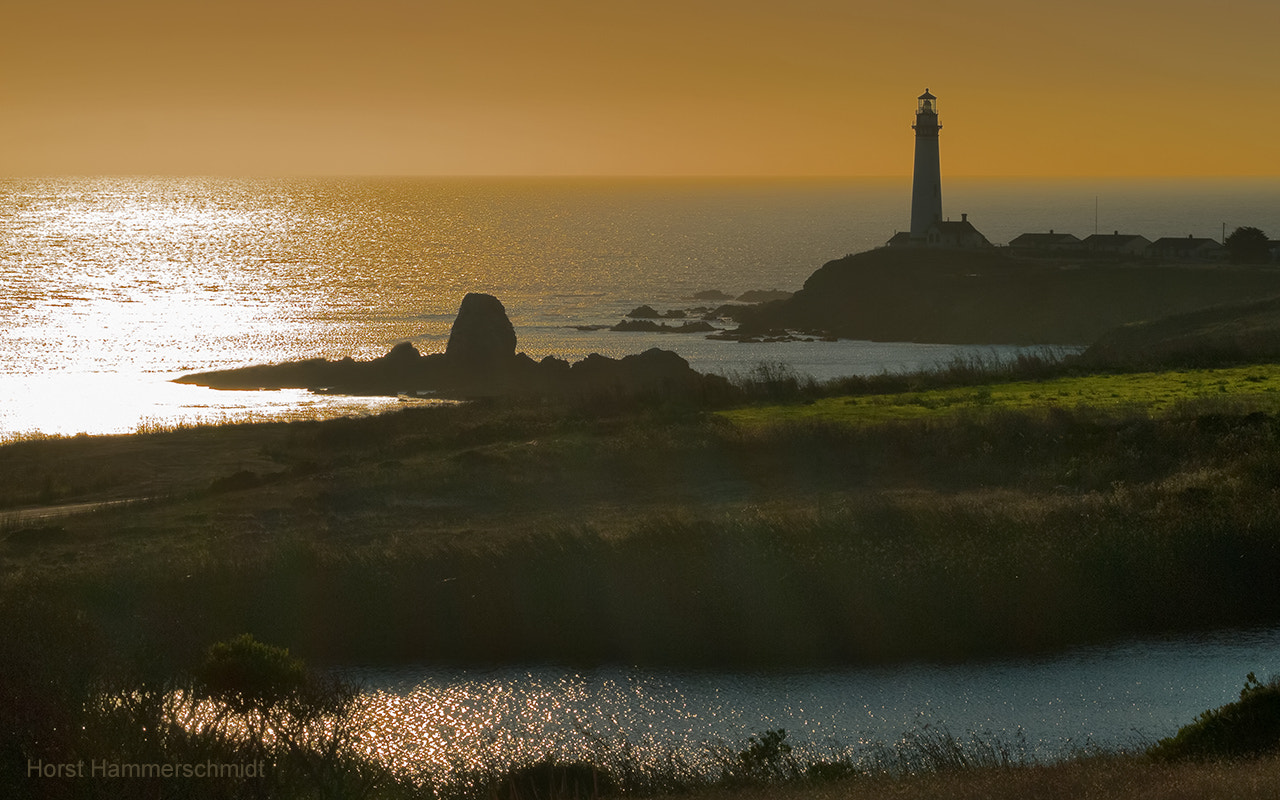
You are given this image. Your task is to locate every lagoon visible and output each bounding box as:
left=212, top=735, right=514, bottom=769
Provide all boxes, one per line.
left=343, top=626, right=1280, bottom=781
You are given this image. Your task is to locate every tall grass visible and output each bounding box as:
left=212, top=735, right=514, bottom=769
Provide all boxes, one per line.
left=6, top=395, right=1280, bottom=667
left=724, top=349, right=1078, bottom=406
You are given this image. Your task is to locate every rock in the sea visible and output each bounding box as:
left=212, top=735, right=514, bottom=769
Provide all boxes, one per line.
left=445, top=293, right=517, bottom=367
left=568, top=348, right=707, bottom=394
left=693, top=289, right=733, bottom=301
left=735, top=289, right=793, bottom=303
left=625, top=304, right=661, bottom=319
left=384, top=341, right=422, bottom=363
left=177, top=292, right=728, bottom=400
left=610, top=319, right=716, bottom=333
left=440, top=293, right=527, bottom=395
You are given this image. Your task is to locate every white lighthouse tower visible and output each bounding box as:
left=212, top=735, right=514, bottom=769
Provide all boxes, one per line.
left=909, top=89, right=943, bottom=241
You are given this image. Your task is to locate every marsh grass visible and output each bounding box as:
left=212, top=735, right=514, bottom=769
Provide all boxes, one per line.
left=5, top=384, right=1280, bottom=667
left=719, top=362, right=1280, bottom=427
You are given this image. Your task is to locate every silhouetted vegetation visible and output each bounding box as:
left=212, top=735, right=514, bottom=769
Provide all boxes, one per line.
left=1087, top=297, right=1280, bottom=370
left=1149, top=674, right=1280, bottom=762
left=1225, top=226, right=1272, bottom=265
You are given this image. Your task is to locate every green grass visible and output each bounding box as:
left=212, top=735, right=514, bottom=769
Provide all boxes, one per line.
left=7, top=363, right=1280, bottom=797
left=718, top=363, right=1280, bottom=426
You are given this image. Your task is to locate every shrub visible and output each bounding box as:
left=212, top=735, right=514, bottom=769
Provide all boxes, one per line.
left=1149, top=673, right=1280, bottom=761
left=486, top=757, right=617, bottom=800
left=722, top=729, right=801, bottom=783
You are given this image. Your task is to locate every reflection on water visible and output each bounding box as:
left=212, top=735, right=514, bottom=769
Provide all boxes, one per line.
left=0, top=341, right=1070, bottom=441
left=341, top=626, right=1280, bottom=781
left=9, top=175, right=1267, bottom=438
left=0, top=372, right=445, bottom=441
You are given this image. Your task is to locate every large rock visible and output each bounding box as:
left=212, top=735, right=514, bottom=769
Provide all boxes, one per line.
left=445, top=293, right=517, bottom=368
left=178, top=293, right=727, bottom=400
left=567, top=348, right=708, bottom=395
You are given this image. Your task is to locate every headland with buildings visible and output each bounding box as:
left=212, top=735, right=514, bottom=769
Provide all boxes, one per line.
left=885, top=89, right=1278, bottom=263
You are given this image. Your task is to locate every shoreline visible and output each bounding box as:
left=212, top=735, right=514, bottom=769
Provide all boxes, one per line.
left=1, top=339, right=1068, bottom=441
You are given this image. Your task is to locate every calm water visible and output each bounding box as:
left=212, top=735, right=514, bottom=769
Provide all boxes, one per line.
left=343, top=626, right=1280, bottom=780
left=3, top=176, right=1278, bottom=438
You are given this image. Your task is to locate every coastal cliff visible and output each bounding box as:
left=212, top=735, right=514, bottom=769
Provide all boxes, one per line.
left=736, top=248, right=1280, bottom=345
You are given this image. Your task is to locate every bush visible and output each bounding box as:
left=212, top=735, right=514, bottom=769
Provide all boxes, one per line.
left=1149, top=673, right=1280, bottom=761
left=721, top=729, right=801, bottom=783
left=486, top=757, right=617, bottom=800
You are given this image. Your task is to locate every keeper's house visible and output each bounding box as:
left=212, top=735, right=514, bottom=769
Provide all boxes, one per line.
left=1082, top=232, right=1152, bottom=256
left=1149, top=235, right=1227, bottom=261
left=1008, top=231, right=1083, bottom=251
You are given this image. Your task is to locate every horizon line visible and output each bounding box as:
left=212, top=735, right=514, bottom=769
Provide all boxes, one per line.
left=4, top=173, right=1280, bottom=182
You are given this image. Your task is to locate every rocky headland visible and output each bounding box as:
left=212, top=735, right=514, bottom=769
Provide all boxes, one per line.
left=734, top=248, right=1280, bottom=345
left=176, top=293, right=725, bottom=399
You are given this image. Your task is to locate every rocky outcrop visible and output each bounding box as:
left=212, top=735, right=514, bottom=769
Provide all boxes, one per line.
left=625, top=305, right=661, bottom=319
left=693, top=289, right=733, bottom=301
left=176, top=294, right=723, bottom=399
left=565, top=349, right=709, bottom=395
left=609, top=320, right=716, bottom=333
left=445, top=293, right=517, bottom=367
left=734, top=289, right=792, bottom=303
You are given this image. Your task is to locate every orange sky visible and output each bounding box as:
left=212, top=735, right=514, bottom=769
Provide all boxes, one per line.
left=3, top=0, right=1277, bottom=177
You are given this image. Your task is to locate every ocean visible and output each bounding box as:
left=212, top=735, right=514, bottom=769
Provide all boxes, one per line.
left=3, top=176, right=1278, bottom=439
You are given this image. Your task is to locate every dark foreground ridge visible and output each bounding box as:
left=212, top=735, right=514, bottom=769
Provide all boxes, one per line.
left=176, top=292, right=725, bottom=398
left=1083, top=294, right=1280, bottom=368
left=736, top=248, right=1280, bottom=345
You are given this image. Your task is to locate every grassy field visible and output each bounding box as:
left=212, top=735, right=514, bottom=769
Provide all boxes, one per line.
left=720, top=363, right=1280, bottom=426
left=5, top=362, right=1280, bottom=666
left=5, top=358, right=1280, bottom=796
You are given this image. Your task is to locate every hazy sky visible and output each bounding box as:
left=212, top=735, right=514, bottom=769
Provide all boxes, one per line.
left=4, top=0, right=1277, bottom=177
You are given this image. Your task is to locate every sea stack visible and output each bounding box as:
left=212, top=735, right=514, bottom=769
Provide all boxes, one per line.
left=444, top=292, right=517, bottom=370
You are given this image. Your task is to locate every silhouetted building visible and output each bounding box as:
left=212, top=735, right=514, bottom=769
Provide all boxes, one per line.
left=910, top=89, right=943, bottom=240
left=925, top=215, right=991, bottom=248
left=1149, top=235, right=1226, bottom=261
left=888, top=89, right=990, bottom=249
left=1082, top=232, right=1151, bottom=256
left=1009, top=230, right=1083, bottom=251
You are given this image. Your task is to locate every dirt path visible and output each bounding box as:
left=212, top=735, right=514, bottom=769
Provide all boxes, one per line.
left=1, top=497, right=149, bottom=526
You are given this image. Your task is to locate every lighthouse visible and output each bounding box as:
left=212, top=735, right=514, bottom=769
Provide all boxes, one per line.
left=886, top=89, right=990, bottom=249
left=909, top=89, right=943, bottom=240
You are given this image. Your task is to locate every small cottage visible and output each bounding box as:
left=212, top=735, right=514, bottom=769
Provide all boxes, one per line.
left=1082, top=232, right=1151, bottom=256
left=1149, top=235, right=1226, bottom=261
left=1009, top=231, right=1083, bottom=251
